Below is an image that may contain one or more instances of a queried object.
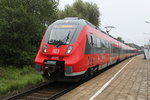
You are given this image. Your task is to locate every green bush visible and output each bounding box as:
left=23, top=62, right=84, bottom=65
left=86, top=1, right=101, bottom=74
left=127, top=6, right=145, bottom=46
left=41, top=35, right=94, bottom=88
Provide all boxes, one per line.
left=0, top=66, right=44, bottom=94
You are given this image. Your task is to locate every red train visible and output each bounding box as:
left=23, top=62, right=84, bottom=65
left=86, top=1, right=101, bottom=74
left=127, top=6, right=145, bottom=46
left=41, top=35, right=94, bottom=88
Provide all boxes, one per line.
left=35, top=17, right=138, bottom=82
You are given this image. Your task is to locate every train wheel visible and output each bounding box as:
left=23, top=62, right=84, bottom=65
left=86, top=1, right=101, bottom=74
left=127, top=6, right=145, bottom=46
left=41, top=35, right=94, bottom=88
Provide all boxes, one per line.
left=89, top=68, right=95, bottom=78
left=81, top=70, right=90, bottom=81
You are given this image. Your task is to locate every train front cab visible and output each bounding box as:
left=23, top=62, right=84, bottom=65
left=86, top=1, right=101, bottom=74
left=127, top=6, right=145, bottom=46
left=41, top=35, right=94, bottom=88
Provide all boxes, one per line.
left=35, top=19, right=90, bottom=82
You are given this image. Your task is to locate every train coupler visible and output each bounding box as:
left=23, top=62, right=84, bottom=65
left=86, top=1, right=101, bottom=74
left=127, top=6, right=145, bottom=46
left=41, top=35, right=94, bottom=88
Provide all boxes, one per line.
left=44, top=61, right=57, bottom=72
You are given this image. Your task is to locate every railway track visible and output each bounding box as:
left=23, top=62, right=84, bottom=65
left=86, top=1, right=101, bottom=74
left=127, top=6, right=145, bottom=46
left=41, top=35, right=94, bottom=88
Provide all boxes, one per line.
left=3, top=58, right=128, bottom=100
left=3, top=68, right=109, bottom=100
left=4, top=82, right=81, bottom=100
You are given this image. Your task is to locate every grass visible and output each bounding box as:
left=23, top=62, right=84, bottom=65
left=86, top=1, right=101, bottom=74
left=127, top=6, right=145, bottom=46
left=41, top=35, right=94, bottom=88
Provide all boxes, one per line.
left=0, top=66, right=44, bottom=94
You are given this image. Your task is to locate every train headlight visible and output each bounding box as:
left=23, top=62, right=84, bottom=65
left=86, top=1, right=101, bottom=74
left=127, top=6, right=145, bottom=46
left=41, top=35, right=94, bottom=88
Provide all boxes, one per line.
left=42, top=45, right=47, bottom=53
left=66, top=46, right=73, bottom=54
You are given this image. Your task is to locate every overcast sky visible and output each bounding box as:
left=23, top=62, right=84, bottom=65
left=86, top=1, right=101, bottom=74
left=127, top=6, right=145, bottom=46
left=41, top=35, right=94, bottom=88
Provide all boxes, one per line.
left=58, top=0, right=150, bottom=46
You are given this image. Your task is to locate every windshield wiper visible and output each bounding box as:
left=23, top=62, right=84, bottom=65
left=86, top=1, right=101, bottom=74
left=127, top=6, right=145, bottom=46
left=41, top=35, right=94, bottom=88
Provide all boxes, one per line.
left=65, top=31, right=70, bottom=43
left=49, top=39, right=60, bottom=45
left=55, top=31, right=70, bottom=47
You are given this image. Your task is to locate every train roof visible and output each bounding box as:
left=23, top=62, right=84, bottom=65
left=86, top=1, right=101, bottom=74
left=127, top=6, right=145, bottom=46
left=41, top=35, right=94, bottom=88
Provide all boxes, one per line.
left=54, top=17, right=99, bottom=29
left=52, top=17, right=137, bottom=51
left=54, top=17, right=86, bottom=25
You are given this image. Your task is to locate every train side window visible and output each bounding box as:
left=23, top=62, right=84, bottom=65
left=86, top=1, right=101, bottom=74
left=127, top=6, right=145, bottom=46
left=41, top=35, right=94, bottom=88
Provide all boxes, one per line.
left=105, top=41, right=108, bottom=48
left=105, top=41, right=107, bottom=48
left=99, top=39, right=101, bottom=47
left=94, top=37, right=97, bottom=47
left=109, top=42, right=112, bottom=48
left=97, top=38, right=100, bottom=48
left=88, top=35, right=91, bottom=43
left=106, top=41, right=109, bottom=48
left=101, top=39, right=105, bottom=48
left=107, top=42, right=109, bottom=48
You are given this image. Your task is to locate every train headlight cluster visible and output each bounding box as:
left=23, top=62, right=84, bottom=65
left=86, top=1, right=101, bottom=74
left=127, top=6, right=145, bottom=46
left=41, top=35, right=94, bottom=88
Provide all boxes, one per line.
left=65, top=66, right=72, bottom=74
left=66, top=46, right=73, bottom=54
left=42, top=45, right=47, bottom=53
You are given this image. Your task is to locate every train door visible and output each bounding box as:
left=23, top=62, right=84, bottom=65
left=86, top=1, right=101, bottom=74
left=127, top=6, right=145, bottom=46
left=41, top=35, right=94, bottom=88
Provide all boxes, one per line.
left=118, top=42, right=121, bottom=59
left=109, top=42, right=113, bottom=65
left=107, top=41, right=111, bottom=65
left=87, top=34, right=94, bottom=66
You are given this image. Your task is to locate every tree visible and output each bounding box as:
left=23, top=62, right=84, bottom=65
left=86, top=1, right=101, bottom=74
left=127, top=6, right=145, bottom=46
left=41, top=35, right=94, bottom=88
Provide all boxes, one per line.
left=58, top=0, right=100, bottom=27
left=126, top=43, right=142, bottom=49
left=0, top=0, right=58, bottom=67
left=117, top=37, right=124, bottom=43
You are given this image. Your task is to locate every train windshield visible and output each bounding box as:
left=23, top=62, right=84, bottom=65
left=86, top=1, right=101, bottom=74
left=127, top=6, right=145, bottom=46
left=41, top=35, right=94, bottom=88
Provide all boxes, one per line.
left=48, top=24, right=78, bottom=46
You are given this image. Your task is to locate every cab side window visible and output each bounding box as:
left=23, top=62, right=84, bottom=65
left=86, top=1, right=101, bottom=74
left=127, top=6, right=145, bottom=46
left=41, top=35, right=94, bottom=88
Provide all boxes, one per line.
left=88, top=34, right=94, bottom=46
left=93, top=36, right=97, bottom=47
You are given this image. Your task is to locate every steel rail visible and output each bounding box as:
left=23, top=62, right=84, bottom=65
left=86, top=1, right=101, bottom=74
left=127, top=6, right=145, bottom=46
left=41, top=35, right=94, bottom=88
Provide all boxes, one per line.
left=4, top=81, right=52, bottom=100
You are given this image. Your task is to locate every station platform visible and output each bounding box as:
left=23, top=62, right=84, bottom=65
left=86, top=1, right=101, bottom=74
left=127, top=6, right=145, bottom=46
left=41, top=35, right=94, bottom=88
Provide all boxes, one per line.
left=57, top=55, right=150, bottom=100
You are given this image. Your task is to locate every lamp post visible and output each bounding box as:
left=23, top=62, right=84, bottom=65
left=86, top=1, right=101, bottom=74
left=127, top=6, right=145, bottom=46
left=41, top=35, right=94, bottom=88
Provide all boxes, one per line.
left=143, top=38, right=150, bottom=59
left=144, top=33, right=150, bottom=35
left=144, top=21, right=150, bottom=46
left=144, top=38, right=150, bottom=46
left=144, top=21, right=150, bottom=59
left=145, top=21, right=150, bottom=23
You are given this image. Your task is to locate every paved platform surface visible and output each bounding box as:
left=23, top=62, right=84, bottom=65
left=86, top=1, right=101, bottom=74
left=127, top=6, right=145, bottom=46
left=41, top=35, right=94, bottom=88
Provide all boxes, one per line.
left=57, top=55, right=150, bottom=100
